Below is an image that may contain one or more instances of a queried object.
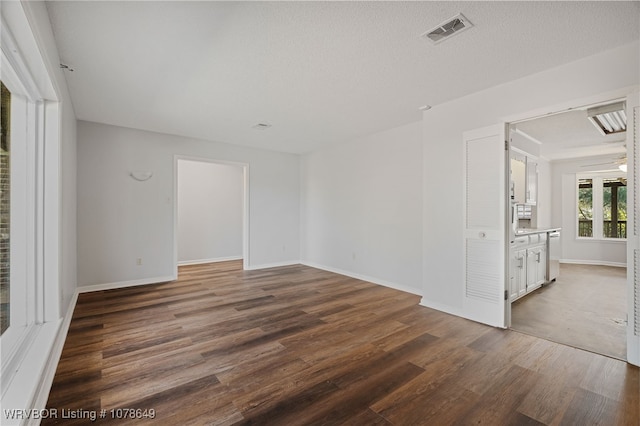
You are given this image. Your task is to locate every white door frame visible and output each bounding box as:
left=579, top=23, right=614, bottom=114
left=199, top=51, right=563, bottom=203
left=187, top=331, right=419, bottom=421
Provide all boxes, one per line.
left=502, top=87, right=640, bottom=366
left=625, top=91, right=639, bottom=366
left=173, top=155, right=250, bottom=275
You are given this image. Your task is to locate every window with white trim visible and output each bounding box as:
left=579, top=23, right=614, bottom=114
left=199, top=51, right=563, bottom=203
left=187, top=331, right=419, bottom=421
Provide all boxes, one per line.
left=0, top=33, right=46, bottom=394
left=577, top=173, right=627, bottom=240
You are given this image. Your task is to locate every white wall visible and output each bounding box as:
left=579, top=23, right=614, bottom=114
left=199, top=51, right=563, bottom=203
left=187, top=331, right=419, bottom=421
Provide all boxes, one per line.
left=59, top=96, right=77, bottom=312
left=77, top=121, right=300, bottom=288
left=301, top=121, right=422, bottom=295
left=177, top=160, right=243, bottom=264
left=422, top=42, right=639, bottom=318
left=551, top=156, right=627, bottom=266
left=536, top=158, right=552, bottom=229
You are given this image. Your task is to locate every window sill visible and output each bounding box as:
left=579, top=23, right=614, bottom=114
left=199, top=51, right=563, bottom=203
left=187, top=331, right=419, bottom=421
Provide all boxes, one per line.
left=575, top=237, right=627, bottom=243
left=1, top=320, right=61, bottom=425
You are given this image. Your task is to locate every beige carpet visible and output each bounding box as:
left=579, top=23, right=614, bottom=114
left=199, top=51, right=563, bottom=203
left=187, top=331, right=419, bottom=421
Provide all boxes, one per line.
left=511, top=263, right=627, bottom=360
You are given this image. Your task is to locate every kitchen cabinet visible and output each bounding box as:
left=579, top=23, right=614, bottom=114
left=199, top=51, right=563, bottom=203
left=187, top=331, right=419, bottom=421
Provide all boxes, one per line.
left=510, top=152, right=537, bottom=205
left=509, top=248, right=527, bottom=301
left=537, top=244, right=547, bottom=284
left=510, top=156, right=526, bottom=203
left=509, top=232, right=547, bottom=302
left=526, top=244, right=546, bottom=290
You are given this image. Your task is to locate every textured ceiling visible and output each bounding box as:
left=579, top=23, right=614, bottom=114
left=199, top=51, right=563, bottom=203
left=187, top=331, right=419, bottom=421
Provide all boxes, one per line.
left=45, top=1, right=640, bottom=154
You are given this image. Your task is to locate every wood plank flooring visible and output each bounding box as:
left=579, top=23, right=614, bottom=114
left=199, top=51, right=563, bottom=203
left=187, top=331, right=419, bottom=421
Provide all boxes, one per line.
left=44, top=261, right=639, bottom=425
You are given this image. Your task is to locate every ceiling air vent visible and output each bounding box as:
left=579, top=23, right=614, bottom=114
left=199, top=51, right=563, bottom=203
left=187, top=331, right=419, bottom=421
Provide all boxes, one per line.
left=422, top=13, right=473, bottom=44
left=252, top=123, right=272, bottom=130
left=587, top=101, right=626, bottom=135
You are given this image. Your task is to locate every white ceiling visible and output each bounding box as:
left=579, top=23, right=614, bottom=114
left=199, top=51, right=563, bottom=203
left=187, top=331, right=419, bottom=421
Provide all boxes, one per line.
left=514, top=104, right=628, bottom=161
left=45, top=1, right=640, bottom=154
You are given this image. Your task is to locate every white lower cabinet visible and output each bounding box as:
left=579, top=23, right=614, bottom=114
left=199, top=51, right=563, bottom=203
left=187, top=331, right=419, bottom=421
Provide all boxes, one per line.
left=509, top=248, right=527, bottom=301
left=510, top=233, right=547, bottom=302
left=526, top=244, right=546, bottom=290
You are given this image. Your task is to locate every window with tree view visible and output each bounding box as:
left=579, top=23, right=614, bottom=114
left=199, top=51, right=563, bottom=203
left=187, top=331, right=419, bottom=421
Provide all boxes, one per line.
left=603, top=177, right=626, bottom=239
left=577, top=175, right=626, bottom=240
left=578, top=178, right=593, bottom=237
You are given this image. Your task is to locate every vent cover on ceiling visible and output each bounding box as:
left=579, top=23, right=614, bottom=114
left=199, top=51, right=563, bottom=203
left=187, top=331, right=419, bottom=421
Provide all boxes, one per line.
left=587, top=101, right=626, bottom=135
left=422, top=13, right=473, bottom=44
left=252, top=123, right=272, bottom=130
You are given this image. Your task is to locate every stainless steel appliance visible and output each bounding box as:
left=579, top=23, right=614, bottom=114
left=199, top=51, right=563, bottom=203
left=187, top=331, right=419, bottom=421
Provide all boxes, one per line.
left=547, top=230, right=560, bottom=281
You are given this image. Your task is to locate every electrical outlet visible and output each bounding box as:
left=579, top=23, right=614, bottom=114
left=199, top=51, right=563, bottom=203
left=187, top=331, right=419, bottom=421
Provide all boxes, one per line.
left=136, top=258, right=142, bottom=266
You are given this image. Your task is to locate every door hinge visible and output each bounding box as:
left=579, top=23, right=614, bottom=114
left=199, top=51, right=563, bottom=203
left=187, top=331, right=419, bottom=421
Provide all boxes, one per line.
left=505, top=140, right=509, bottom=151
left=504, top=289, right=508, bottom=300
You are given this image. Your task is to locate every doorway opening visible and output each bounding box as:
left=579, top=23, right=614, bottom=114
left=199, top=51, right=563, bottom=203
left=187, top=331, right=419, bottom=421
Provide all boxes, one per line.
left=174, top=157, right=249, bottom=272
left=506, top=100, right=628, bottom=360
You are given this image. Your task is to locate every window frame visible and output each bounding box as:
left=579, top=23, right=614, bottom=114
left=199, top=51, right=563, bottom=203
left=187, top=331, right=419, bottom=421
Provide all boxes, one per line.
left=601, top=177, right=627, bottom=239
left=576, top=171, right=627, bottom=241
left=577, top=177, right=594, bottom=238
left=0, top=29, right=54, bottom=396
left=0, top=49, right=37, bottom=391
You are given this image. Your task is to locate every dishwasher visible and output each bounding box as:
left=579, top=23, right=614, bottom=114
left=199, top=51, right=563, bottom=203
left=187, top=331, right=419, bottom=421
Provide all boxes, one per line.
left=547, top=230, right=561, bottom=282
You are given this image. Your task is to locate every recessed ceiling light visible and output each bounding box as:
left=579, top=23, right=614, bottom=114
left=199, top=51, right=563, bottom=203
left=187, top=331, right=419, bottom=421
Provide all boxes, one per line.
left=252, top=123, right=272, bottom=130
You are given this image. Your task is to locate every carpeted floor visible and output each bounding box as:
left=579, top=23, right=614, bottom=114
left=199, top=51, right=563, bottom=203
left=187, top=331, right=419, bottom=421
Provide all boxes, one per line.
left=511, top=263, right=626, bottom=360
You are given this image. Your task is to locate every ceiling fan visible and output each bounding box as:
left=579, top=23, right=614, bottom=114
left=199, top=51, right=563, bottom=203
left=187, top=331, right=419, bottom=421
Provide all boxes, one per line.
left=581, top=154, right=627, bottom=171
left=579, top=137, right=627, bottom=170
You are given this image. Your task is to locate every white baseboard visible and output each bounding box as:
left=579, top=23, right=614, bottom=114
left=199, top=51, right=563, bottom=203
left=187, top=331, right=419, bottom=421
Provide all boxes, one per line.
left=419, top=298, right=465, bottom=318
left=178, top=256, right=242, bottom=266
left=300, top=261, right=422, bottom=296
left=77, top=275, right=177, bottom=293
left=418, top=298, right=506, bottom=328
left=560, top=259, right=626, bottom=268
left=245, top=260, right=300, bottom=271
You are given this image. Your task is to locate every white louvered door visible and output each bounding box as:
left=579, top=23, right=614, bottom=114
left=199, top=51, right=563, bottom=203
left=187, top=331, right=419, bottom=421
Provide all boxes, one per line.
left=627, top=92, right=640, bottom=367
left=462, top=124, right=508, bottom=328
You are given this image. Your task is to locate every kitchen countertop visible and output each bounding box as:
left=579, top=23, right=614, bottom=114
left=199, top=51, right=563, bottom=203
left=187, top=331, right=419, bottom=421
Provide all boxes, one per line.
left=514, top=227, right=561, bottom=236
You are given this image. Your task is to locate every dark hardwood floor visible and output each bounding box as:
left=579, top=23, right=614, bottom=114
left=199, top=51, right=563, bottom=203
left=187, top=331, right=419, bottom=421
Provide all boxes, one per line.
left=44, top=261, right=639, bottom=425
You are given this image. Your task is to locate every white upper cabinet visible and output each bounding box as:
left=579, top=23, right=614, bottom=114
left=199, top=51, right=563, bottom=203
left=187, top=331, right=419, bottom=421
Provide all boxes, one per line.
left=510, top=151, right=537, bottom=205
left=525, top=157, right=538, bottom=205
left=510, top=155, right=526, bottom=204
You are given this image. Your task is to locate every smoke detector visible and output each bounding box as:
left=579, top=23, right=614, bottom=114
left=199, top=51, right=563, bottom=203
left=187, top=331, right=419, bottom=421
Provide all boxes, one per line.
left=422, top=13, right=473, bottom=44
